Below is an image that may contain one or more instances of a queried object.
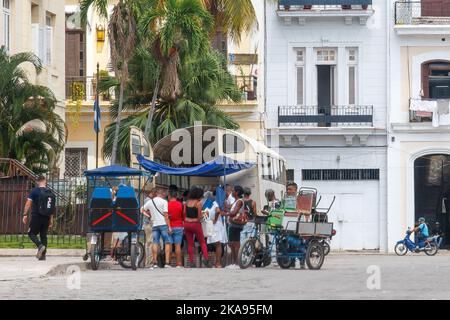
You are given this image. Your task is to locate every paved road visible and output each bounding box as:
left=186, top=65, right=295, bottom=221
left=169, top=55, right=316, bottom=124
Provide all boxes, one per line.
left=1, top=254, right=449, bottom=300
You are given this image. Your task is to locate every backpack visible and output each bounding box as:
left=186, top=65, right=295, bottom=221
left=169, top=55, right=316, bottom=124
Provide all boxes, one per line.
left=37, top=188, right=56, bottom=216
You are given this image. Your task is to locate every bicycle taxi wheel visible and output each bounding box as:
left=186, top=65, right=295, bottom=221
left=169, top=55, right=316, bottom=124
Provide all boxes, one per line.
left=118, top=234, right=145, bottom=269
left=90, top=233, right=102, bottom=271
left=305, top=241, right=324, bottom=270
left=238, top=238, right=256, bottom=269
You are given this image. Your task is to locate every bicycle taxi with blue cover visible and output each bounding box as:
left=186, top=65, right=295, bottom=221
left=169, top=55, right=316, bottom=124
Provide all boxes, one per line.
left=83, top=165, right=152, bottom=270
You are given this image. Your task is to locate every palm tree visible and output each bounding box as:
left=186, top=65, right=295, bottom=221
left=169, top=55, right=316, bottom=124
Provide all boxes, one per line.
left=200, top=0, right=258, bottom=43
left=101, top=49, right=241, bottom=165
left=80, top=0, right=139, bottom=165
left=139, top=0, right=213, bottom=137
left=0, top=47, right=66, bottom=174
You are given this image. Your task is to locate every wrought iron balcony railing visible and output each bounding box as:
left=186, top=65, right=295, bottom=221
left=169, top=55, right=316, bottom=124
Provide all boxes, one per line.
left=278, top=0, right=372, bottom=10
left=395, top=1, right=450, bottom=25
left=278, top=105, right=373, bottom=127
left=66, top=76, right=115, bottom=102
left=234, top=75, right=257, bottom=101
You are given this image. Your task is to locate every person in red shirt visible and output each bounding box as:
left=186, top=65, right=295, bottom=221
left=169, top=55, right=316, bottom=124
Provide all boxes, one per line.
left=168, top=190, right=184, bottom=267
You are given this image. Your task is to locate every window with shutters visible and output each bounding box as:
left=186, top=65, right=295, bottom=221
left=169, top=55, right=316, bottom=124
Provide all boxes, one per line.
left=45, top=14, right=53, bottom=66
left=295, top=48, right=305, bottom=106
left=347, top=48, right=358, bottom=105
left=421, top=60, right=450, bottom=99
left=65, top=148, right=88, bottom=178
left=30, top=14, right=53, bottom=67
left=3, top=0, right=10, bottom=51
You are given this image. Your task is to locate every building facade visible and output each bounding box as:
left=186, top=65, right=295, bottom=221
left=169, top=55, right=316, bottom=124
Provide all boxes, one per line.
left=387, top=0, right=450, bottom=251
left=264, top=0, right=388, bottom=251
left=64, top=0, right=115, bottom=176
left=0, top=0, right=65, bottom=116
left=63, top=0, right=266, bottom=177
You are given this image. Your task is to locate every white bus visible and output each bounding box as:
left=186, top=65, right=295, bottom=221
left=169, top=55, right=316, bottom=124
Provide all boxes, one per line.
left=151, top=125, right=286, bottom=211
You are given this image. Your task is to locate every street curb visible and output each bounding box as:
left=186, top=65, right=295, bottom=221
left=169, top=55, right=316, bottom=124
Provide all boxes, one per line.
left=46, top=262, right=113, bottom=277
left=0, top=249, right=86, bottom=257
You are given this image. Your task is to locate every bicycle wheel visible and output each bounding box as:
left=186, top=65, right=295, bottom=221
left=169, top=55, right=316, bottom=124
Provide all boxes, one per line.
left=306, top=242, right=324, bottom=270
left=119, top=242, right=145, bottom=269
left=90, top=236, right=101, bottom=271
left=130, top=243, right=138, bottom=270
left=322, top=241, right=330, bottom=256
left=238, top=239, right=256, bottom=269
left=276, top=240, right=292, bottom=269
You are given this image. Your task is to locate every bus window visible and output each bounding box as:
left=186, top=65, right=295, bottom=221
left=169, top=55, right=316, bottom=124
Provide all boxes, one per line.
left=143, top=138, right=150, bottom=157
left=223, top=134, right=245, bottom=154
left=272, top=157, right=280, bottom=183
left=280, top=160, right=287, bottom=184
left=131, top=134, right=141, bottom=155
left=262, top=155, right=272, bottom=180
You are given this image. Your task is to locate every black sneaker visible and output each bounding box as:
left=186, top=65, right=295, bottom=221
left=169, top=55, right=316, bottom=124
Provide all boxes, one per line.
left=202, top=259, right=211, bottom=268
left=38, top=254, right=46, bottom=261
left=36, top=245, right=46, bottom=260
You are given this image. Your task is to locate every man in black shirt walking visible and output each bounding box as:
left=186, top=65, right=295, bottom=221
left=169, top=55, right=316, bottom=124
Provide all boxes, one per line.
left=22, top=176, right=55, bottom=260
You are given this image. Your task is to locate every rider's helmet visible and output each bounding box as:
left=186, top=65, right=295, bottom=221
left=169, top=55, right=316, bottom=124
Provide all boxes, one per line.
left=418, top=217, right=425, bottom=223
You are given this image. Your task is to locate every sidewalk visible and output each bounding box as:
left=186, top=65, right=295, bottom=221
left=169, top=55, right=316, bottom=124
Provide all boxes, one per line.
left=0, top=249, right=85, bottom=257
left=0, top=256, right=86, bottom=281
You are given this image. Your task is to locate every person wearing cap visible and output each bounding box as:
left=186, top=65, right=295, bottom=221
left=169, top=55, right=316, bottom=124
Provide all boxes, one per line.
left=432, top=222, right=444, bottom=248
left=411, top=217, right=429, bottom=249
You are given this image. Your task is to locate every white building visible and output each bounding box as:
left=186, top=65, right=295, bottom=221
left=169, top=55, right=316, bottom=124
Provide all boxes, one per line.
left=264, top=0, right=388, bottom=251
left=387, top=0, right=450, bottom=251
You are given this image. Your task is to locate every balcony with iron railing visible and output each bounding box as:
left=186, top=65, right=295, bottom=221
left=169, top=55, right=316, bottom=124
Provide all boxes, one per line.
left=277, top=0, right=374, bottom=25
left=66, top=75, right=255, bottom=103
left=278, top=105, right=374, bottom=127
left=65, top=76, right=115, bottom=102
left=409, top=98, right=450, bottom=126
left=394, top=1, right=450, bottom=34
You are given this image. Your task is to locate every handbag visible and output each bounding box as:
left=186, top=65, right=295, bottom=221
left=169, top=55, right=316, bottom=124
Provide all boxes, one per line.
left=201, top=212, right=215, bottom=237
left=230, top=199, right=249, bottom=225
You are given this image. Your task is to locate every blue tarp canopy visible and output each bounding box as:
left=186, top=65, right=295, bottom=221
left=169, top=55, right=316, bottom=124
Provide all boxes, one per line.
left=137, top=154, right=255, bottom=177
left=84, top=165, right=145, bottom=177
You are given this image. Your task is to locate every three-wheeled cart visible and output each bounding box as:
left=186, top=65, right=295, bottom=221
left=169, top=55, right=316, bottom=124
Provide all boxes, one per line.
left=83, top=165, right=151, bottom=270
left=248, top=187, right=336, bottom=270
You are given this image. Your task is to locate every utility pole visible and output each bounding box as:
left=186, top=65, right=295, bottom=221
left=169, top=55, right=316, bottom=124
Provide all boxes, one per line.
left=96, top=62, right=100, bottom=168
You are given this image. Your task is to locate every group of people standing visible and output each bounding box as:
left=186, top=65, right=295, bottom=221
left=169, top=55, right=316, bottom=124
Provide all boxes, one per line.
left=141, top=184, right=258, bottom=269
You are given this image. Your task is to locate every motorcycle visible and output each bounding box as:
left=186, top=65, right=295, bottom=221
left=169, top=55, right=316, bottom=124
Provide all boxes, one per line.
left=394, top=229, right=439, bottom=256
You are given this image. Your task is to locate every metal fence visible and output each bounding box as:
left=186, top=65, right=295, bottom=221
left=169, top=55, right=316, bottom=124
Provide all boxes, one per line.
left=0, top=159, right=88, bottom=248
left=278, top=105, right=373, bottom=127
left=66, top=76, right=115, bottom=102
left=395, top=1, right=450, bottom=25
left=234, top=75, right=257, bottom=101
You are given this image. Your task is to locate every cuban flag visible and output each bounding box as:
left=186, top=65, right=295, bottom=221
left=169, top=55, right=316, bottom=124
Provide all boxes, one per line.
left=93, top=98, right=101, bottom=133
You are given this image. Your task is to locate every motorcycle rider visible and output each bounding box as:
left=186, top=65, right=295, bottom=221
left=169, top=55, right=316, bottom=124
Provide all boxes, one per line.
left=411, top=217, right=429, bottom=250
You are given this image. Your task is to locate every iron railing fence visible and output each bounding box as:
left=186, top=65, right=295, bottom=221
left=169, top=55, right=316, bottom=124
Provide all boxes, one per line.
left=410, top=110, right=433, bottom=122
left=395, top=1, right=450, bottom=25
left=278, top=0, right=372, bottom=10
left=0, top=159, right=88, bottom=247
left=278, top=105, right=373, bottom=127
left=66, top=76, right=115, bottom=102
left=234, top=75, right=257, bottom=101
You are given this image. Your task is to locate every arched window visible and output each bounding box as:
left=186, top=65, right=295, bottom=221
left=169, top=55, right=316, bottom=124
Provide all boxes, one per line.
left=421, top=60, right=450, bottom=99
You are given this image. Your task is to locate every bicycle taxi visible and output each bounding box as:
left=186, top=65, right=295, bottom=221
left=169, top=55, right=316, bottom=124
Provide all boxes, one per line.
left=83, top=165, right=152, bottom=270
left=238, top=187, right=336, bottom=270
